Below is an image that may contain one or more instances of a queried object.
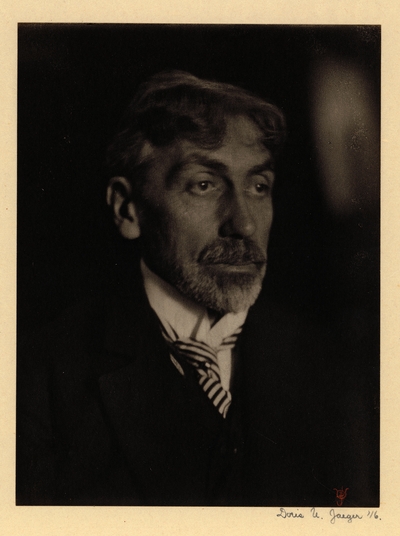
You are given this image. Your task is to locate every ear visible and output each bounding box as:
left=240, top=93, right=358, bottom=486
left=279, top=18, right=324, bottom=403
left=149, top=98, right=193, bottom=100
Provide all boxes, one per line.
left=106, top=176, right=141, bottom=239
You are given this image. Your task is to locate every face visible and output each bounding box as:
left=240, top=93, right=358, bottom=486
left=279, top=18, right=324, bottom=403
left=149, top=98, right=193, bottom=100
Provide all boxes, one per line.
left=137, top=115, right=275, bottom=314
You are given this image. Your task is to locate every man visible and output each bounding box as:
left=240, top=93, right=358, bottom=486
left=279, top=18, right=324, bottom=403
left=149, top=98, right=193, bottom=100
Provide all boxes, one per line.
left=17, top=71, right=378, bottom=506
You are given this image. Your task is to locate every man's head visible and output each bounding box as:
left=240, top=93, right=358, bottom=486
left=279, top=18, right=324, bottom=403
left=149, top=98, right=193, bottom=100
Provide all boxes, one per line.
left=106, top=71, right=285, bottom=314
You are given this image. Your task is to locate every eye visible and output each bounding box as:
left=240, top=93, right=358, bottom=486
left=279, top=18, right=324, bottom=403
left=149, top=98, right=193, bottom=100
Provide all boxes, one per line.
left=196, top=181, right=213, bottom=192
left=246, top=176, right=273, bottom=198
left=187, top=178, right=221, bottom=196
left=255, top=183, right=270, bottom=194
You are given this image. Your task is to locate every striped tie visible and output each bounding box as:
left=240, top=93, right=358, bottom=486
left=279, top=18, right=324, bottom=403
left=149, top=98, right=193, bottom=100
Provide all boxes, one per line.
left=160, top=323, right=243, bottom=418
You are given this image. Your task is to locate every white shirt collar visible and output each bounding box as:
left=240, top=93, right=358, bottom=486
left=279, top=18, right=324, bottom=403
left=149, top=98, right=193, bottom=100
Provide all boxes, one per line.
left=141, top=259, right=248, bottom=348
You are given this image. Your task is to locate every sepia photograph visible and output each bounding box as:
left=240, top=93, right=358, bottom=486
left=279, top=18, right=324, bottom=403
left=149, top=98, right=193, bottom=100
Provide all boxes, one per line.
left=17, top=24, right=380, bottom=507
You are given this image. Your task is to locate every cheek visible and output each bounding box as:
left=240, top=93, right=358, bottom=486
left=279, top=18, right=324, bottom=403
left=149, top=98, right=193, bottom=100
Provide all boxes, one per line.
left=165, top=199, right=219, bottom=249
left=171, top=220, right=212, bottom=260
left=254, top=204, right=274, bottom=242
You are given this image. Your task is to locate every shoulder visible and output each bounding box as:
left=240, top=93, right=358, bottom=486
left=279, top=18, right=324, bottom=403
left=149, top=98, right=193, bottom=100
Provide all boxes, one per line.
left=18, top=265, right=153, bottom=396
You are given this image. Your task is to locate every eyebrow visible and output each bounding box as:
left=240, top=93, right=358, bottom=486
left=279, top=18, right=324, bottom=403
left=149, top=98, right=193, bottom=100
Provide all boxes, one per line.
left=166, top=154, right=228, bottom=187
left=166, top=152, right=275, bottom=187
left=250, top=160, right=275, bottom=175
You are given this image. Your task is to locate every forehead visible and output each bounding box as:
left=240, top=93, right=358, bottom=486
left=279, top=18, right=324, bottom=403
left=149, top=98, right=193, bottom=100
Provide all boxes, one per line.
left=219, top=115, right=266, bottom=148
left=142, top=115, right=271, bottom=191
left=182, top=116, right=272, bottom=175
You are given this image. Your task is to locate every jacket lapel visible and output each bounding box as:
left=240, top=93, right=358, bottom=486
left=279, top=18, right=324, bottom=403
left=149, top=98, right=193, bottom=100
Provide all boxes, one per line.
left=97, top=269, right=223, bottom=504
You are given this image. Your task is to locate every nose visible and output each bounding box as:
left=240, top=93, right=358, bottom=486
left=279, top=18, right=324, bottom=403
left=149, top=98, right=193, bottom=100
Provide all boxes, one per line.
left=219, top=191, right=256, bottom=239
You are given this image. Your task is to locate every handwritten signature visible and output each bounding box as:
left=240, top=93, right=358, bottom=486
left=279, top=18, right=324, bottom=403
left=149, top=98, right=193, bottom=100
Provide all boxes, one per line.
left=329, top=509, right=363, bottom=524
left=276, top=508, right=381, bottom=524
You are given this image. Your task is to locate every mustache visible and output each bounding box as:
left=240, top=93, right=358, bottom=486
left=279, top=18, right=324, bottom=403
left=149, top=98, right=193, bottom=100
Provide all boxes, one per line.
left=198, top=239, right=267, bottom=265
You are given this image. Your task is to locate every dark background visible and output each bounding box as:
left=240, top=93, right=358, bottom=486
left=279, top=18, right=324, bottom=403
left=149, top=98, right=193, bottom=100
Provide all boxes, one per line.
left=18, top=24, right=380, bottom=369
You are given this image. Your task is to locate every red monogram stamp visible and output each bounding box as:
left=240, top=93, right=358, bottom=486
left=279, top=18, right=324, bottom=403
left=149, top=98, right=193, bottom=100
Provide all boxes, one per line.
left=333, top=487, right=349, bottom=506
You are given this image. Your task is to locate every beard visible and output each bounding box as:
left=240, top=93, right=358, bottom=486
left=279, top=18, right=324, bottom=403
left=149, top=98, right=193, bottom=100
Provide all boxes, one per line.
left=171, top=258, right=266, bottom=314
left=140, top=224, right=267, bottom=314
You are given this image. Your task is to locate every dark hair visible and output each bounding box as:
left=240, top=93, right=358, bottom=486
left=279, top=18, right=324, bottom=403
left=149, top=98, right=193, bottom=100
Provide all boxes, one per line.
left=107, top=70, right=286, bottom=195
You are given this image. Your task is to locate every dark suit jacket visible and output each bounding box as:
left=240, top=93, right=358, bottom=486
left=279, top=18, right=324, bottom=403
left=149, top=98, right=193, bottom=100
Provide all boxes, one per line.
left=17, top=264, right=379, bottom=506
